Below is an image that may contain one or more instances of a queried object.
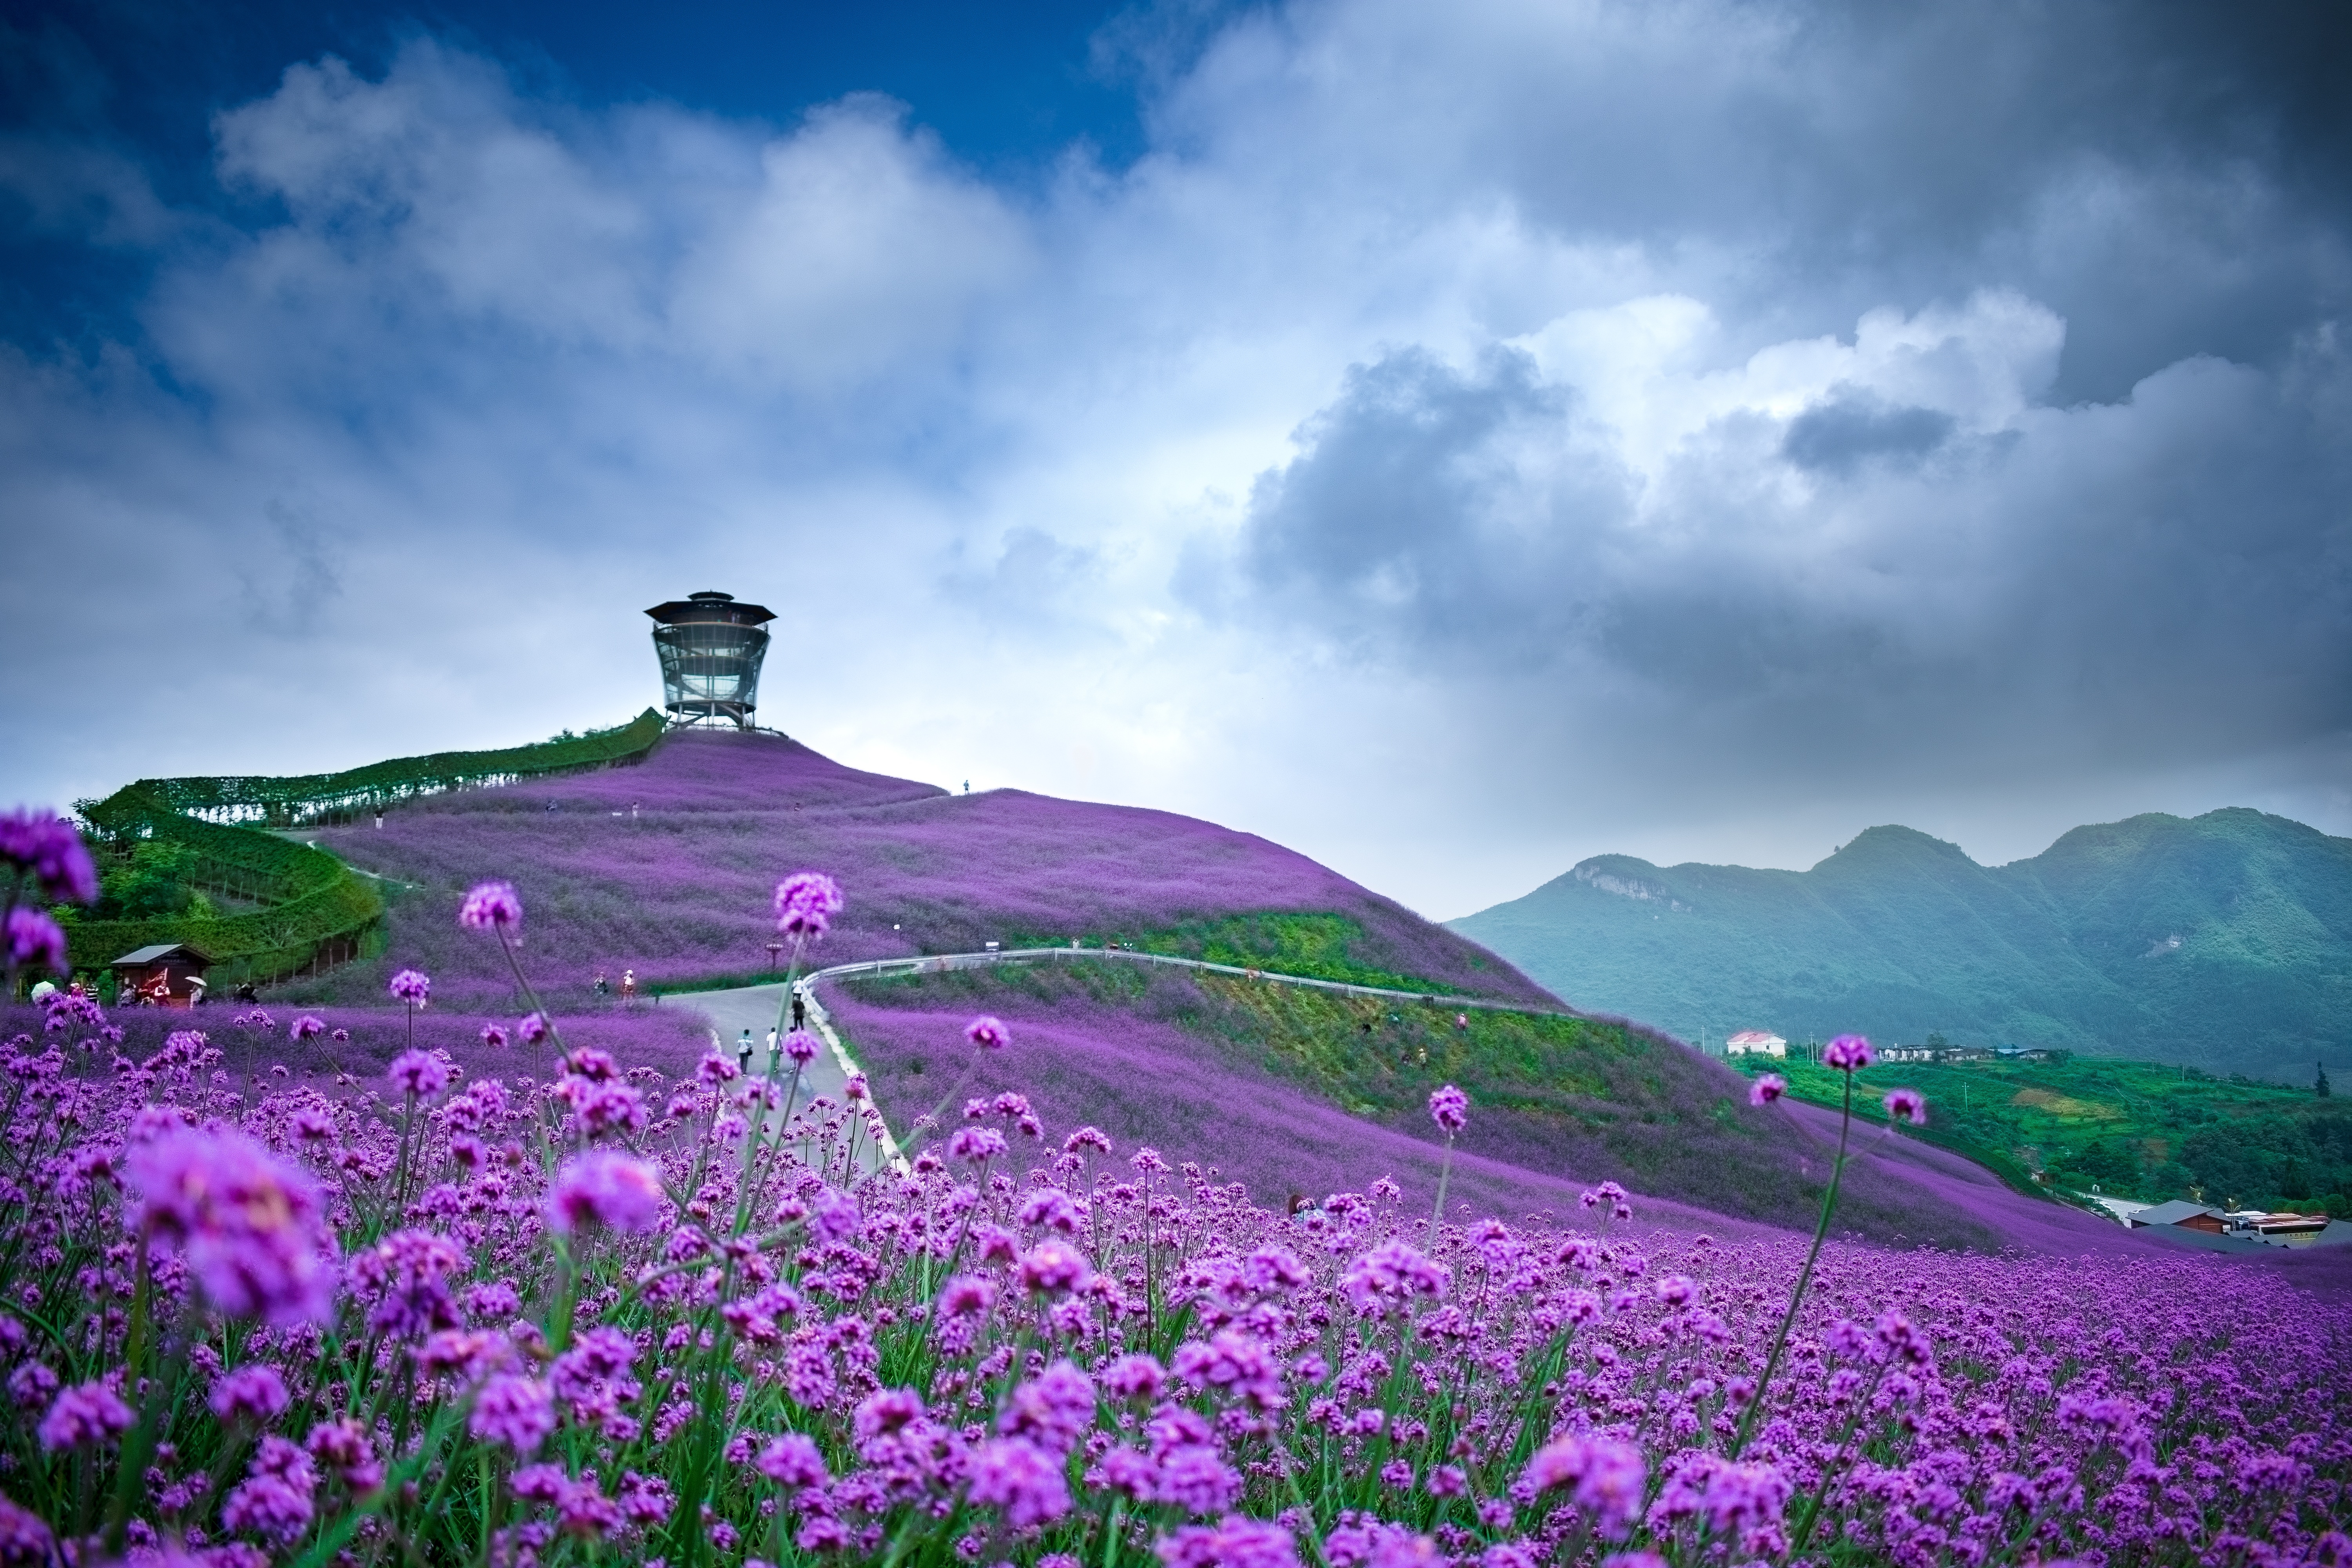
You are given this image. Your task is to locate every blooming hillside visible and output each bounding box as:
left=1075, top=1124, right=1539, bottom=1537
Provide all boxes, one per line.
left=296, top=732, right=1546, bottom=1009
left=0, top=974, right=2345, bottom=1568
left=821, top=964, right=2026, bottom=1250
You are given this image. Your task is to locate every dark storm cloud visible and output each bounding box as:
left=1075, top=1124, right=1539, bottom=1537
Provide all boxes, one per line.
left=1780, top=391, right=1952, bottom=476
left=1226, top=324, right=2352, bottom=779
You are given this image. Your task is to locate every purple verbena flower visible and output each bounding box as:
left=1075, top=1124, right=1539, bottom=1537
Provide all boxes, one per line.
left=1884, top=1087, right=1926, bottom=1125
left=968, top=1436, right=1071, bottom=1528
left=469, top=1373, right=556, bottom=1452
left=965, top=1015, right=1011, bottom=1052
left=1822, top=1033, right=1873, bottom=1071
left=756, top=1432, right=830, bottom=1488
left=1523, top=1433, right=1647, bottom=1540
left=347, top=1230, right=468, bottom=1341
left=0, top=809, right=97, bottom=904
left=457, top=881, right=523, bottom=933
left=783, top=1028, right=821, bottom=1064
left=1428, top=1083, right=1468, bottom=1134
left=480, top=1024, right=509, bottom=1049
left=36, top=1381, right=133, bottom=1451
left=772, top=871, right=843, bottom=940
left=1339, top=1240, right=1451, bottom=1314
left=1156, top=1515, right=1300, bottom=1568
left=1749, top=1073, right=1788, bottom=1106
left=546, top=1151, right=665, bottom=1235
left=125, top=1128, right=339, bottom=1325
left=210, top=1365, right=292, bottom=1425
left=999, top=1359, right=1096, bottom=1453
left=290, top=1015, right=325, bottom=1042
left=388, top=1049, right=453, bottom=1098
left=519, top=1012, right=551, bottom=1045
left=388, top=969, right=432, bottom=1007
left=1015, top=1238, right=1094, bottom=1295
left=2, top=909, right=67, bottom=976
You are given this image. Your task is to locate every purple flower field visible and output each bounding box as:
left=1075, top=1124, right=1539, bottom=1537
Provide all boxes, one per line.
left=7, top=839, right=2350, bottom=1568
left=0, top=1002, right=711, bottom=1088
left=1, top=969, right=2346, bottom=1568
left=820, top=969, right=2352, bottom=1288
left=290, top=732, right=1551, bottom=1011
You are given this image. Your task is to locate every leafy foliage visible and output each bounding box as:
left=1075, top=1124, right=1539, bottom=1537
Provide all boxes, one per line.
left=60, top=791, right=385, bottom=985
left=1730, top=1053, right=2352, bottom=1214
left=87, top=710, right=667, bottom=827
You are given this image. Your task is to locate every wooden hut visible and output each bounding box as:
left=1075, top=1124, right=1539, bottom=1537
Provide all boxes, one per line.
left=109, top=943, right=213, bottom=1008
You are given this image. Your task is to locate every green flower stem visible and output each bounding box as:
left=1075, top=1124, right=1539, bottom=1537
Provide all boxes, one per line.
left=1729, top=1069, right=1855, bottom=1461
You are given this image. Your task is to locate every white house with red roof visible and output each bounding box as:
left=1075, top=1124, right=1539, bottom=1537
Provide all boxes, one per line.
left=1726, top=1030, right=1787, bottom=1058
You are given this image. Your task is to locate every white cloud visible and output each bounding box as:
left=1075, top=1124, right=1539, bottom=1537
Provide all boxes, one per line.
left=1, top=0, right=2348, bottom=922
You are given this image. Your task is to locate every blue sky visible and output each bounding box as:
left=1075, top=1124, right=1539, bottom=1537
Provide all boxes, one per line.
left=2, top=0, right=2348, bottom=916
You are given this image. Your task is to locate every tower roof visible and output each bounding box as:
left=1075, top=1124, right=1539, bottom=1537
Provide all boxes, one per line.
left=645, top=590, right=776, bottom=626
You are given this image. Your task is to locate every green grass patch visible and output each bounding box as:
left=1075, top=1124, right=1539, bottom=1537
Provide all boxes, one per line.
left=1730, top=1053, right=2352, bottom=1213
left=1016, top=912, right=1465, bottom=996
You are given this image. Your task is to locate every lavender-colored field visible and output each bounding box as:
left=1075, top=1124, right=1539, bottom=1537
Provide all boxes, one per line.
left=820, top=970, right=2008, bottom=1252
left=0, top=1001, right=711, bottom=1087
left=822, top=985, right=1779, bottom=1242
left=225, top=729, right=2322, bottom=1267
left=292, top=732, right=1550, bottom=1010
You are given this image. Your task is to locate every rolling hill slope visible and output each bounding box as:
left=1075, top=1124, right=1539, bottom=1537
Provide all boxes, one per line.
left=269, top=728, right=2031, bottom=1247
left=1450, top=809, right=2352, bottom=1082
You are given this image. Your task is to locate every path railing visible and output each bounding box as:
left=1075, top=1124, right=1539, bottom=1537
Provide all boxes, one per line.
left=797, top=944, right=1579, bottom=1020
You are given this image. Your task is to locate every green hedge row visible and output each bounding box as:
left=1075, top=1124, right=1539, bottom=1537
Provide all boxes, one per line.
left=59, top=713, right=665, bottom=985
left=62, top=788, right=387, bottom=983
left=94, top=708, right=666, bottom=825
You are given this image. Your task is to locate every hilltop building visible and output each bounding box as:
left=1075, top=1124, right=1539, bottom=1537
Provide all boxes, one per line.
left=646, top=592, right=774, bottom=730
left=1726, top=1030, right=1786, bottom=1058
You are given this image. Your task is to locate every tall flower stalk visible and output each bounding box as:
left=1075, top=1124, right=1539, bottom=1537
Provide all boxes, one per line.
left=1729, top=1033, right=1891, bottom=1460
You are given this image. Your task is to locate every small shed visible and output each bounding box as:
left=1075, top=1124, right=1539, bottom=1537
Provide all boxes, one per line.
left=109, top=944, right=213, bottom=1008
left=2127, top=1200, right=2226, bottom=1234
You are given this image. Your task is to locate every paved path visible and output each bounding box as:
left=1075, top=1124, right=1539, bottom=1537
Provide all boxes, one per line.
left=675, top=981, right=906, bottom=1173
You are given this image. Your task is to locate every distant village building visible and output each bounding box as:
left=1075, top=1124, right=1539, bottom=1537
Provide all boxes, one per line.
left=2125, top=1200, right=2332, bottom=1247
left=2127, top=1200, right=2227, bottom=1234
left=109, top=943, right=212, bottom=1008
left=1726, top=1031, right=1787, bottom=1058
left=1879, top=1043, right=1936, bottom=1062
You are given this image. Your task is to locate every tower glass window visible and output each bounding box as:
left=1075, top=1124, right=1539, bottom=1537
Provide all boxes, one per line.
left=645, top=592, right=776, bottom=729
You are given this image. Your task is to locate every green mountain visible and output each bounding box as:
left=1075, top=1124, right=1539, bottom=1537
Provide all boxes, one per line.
left=1449, top=808, right=2352, bottom=1083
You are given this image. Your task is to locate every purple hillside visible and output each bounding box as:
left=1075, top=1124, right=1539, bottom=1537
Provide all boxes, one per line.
left=296, top=730, right=1550, bottom=1009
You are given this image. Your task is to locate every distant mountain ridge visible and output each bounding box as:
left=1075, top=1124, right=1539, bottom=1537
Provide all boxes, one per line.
left=1449, top=808, right=2352, bottom=1082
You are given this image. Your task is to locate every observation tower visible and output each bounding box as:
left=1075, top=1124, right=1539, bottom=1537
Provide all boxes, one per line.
left=645, top=591, right=775, bottom=730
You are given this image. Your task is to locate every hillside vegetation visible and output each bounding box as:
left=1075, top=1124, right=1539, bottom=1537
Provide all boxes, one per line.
left=1727, top=1053, right=2352, bottom=1216
left=1452, top=809, right=2352, bottom=1081
left=827, top=946, right=2002, bottom=1248
left=289, top=731, right=1548, bottom=1009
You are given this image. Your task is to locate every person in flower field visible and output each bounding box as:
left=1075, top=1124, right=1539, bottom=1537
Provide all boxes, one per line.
left=0, top=822, right=2340, bottom=1568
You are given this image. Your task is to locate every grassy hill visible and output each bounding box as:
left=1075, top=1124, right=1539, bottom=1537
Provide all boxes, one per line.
left=1722, top=1052, right=2352, bottom=1216
left=234, top=727, right=2046, bottom=1248
left=1450, top=809, right=2352, bottom=1082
